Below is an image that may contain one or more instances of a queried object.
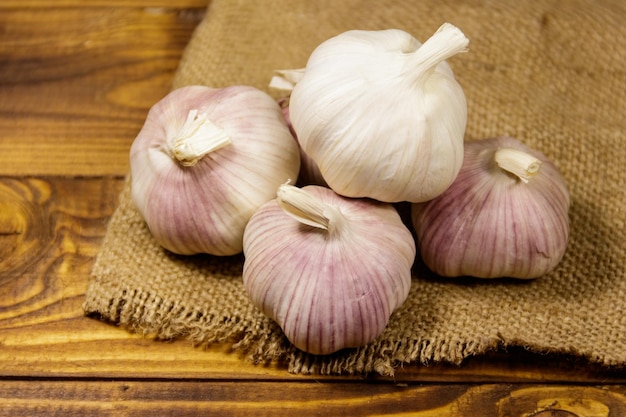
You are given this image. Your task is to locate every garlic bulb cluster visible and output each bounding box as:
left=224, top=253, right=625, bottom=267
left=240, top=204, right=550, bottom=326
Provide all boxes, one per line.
left=130, top=85, right=300, bottom=256
left=242, top=183, right=415, bottom=355
left=412, top=136, right=570, bottom=279
left=127, top=20, right=573, bottom=359
left=286, top=23, right=469, bottom=203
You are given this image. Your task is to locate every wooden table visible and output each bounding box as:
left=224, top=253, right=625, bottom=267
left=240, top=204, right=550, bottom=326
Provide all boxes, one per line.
left=1, top=2, right=625, bottom=415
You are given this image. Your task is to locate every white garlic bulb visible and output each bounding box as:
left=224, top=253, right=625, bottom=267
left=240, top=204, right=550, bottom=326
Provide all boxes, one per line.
left=242, top=183, right=415, bottom=355
left=130, top=85, right=300, bottom=256
left=288, top=23, right=469, bottom=203
left=412, top=136, right=570, bottom=279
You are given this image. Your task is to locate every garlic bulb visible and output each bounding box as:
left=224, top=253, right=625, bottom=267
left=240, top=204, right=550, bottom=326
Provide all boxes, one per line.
left=287, top=23, right=469, bottom=203
left=412, top=136, right=570, bottom=279
left=130, top=85, right=300, bottom=256
left=242, top=183, right=415, bottom=354
left=279, top=102, right=327, bottom=187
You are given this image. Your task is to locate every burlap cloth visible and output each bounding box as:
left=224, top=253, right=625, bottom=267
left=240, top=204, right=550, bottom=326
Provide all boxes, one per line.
left=83, top=0, right=626, bottom=375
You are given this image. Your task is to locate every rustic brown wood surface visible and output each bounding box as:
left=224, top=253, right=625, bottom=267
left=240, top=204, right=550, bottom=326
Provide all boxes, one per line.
left=1, top=2, right=625, bottom=416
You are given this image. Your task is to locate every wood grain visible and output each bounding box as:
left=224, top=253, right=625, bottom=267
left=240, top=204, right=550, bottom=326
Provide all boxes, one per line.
left=0, top=4, right=206, bottom=176
left=0, top=1, right=209, bottom=6
left=0, top=380, right=625, bottom=416
left=1, top=2, right=626, bottom=414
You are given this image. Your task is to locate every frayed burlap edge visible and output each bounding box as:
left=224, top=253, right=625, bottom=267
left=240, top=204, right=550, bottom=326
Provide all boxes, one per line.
left=83, top=181, right=623, bottom=377
left=83, top=180, right=506, bottom=377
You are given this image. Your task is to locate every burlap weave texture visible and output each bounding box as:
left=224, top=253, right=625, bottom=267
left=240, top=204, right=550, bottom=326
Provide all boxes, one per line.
left=84, top=0, right=626, bottom=375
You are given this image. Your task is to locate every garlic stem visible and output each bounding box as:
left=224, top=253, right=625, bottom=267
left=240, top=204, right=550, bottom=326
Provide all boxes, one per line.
left=170, top=109, right=232, bottom=167
left=410, top=23, right=469, bottom=85
left=494, top=148, right=542, bottom=183
left=269, top=68, right=306, bottom=94
left=276, top=183, right=343, bottom=233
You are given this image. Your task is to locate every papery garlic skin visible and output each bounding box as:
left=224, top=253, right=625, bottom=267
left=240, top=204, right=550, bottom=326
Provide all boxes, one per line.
left=412, top=136, right=570, bottom=279
left=279, top=103, right=327, bottom=187
left=130, top=85, right=300, bottom=256
left=289, top=23, right=469, bottom=203
left=242, top=184, right=415, bottom=355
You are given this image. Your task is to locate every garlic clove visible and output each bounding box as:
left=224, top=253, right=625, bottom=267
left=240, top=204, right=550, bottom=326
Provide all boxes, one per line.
left=130, top=85, right=300, bottom=256
left=412, top=136, right=570, bottom=279
left=243, top=184, right=415, bottom=355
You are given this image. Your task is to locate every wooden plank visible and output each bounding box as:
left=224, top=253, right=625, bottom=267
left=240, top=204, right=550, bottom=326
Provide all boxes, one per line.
left=4, top=323, right=626, bottom=383
left=0, top=6, right=205, bottom=177
left=0, top=1, right=210, bottom=9
left=0, top=380, right=625, bottom=416
left=1, top=2, right=625, bottom=400
left=1, top=176, right=625, bottom=383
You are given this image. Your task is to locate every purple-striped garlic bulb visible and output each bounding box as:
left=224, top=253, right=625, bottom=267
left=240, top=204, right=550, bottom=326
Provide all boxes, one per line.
left=412, top=136, right=570, bottom=279
left=242, top=183, right=415, bottom=355
left=129, top=85, right=300, bottom=256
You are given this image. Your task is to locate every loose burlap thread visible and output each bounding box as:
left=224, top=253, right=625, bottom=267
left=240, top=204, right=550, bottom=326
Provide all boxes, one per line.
left=83, top=0, right=626, bottom=375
